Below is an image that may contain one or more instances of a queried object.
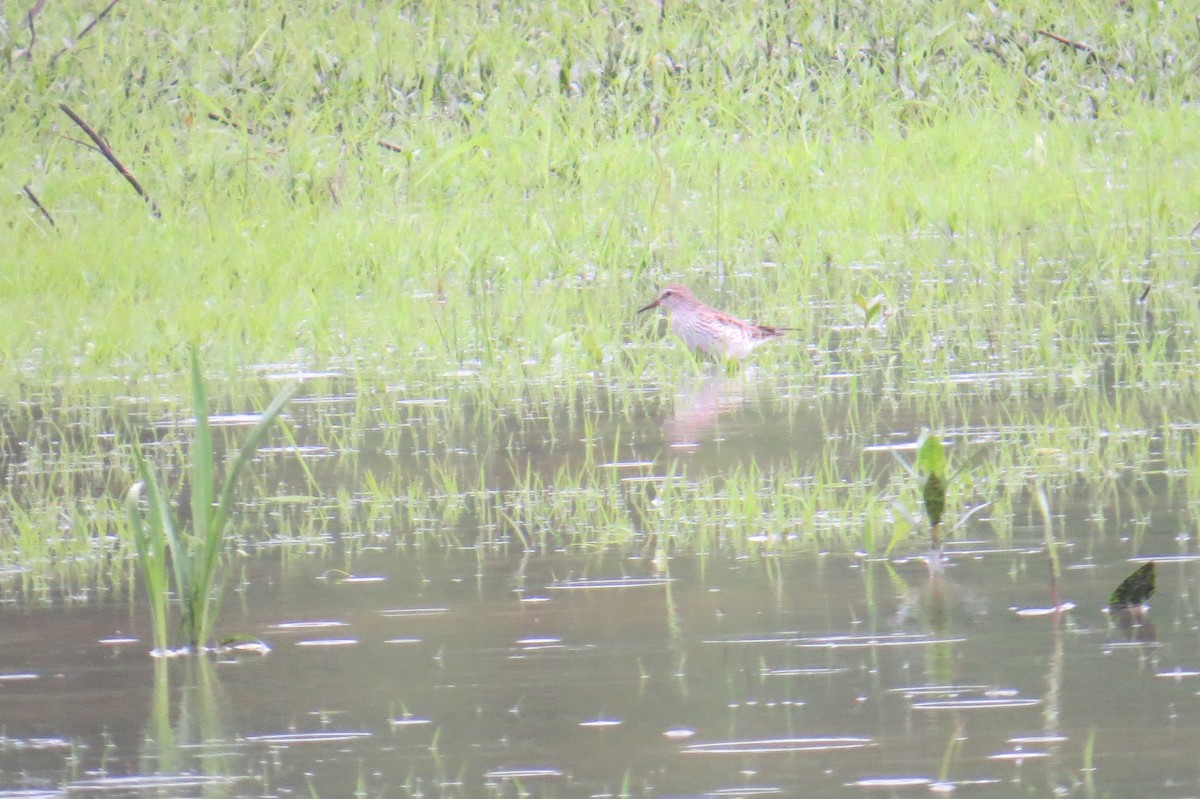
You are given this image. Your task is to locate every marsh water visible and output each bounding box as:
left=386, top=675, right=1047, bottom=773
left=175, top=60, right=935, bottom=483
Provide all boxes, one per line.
left=3, top=363, right=1200, bottom=798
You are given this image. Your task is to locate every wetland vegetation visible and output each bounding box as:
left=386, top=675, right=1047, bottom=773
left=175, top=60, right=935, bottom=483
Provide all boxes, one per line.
left=2, top=1, right=1200, bottom=796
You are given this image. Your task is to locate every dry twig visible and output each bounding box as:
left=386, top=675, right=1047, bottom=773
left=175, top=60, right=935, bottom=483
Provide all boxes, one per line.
left=22, top=0, right=47, bottom=59
left=50, top=0, right=123, bottom=66
left=59, top=102, right=161, bottom=218
left=1036, top=29, right=1095, bottom=57
left=21, top=185, right=56, bottom=228
left=207, top=110, right=258, bottom=135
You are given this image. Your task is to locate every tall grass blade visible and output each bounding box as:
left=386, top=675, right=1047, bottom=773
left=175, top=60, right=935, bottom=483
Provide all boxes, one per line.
left=187, top=346, right=216, bottom=646
left=134, top=447, right=193, bottom=643
left=126, top=478, right=169, bottom=653
left=187, top=347, right=215, bottom=538
left=194, top=378, right=299, bottom=647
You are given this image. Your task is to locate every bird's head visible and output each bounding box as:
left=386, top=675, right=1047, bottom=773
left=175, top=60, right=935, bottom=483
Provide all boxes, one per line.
left=637, top=283, right=694, bottom=313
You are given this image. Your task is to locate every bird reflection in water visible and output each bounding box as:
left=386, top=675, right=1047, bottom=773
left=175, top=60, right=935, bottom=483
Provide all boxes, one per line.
left=662, top=369, right=754, bottom=448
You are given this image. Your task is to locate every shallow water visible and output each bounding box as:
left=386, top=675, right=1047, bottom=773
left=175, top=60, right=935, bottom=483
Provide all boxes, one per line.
left=3, top=362, right=1200, bottom=796
left=3, top=537, right=1199, bottom=797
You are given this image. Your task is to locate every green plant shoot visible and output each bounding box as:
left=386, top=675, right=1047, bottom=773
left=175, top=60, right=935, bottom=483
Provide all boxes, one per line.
left=127, top=346, right=297, bottom=653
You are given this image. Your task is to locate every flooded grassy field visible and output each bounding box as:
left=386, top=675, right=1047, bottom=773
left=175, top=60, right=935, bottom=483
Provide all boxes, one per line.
left=6, top=1, right=1200, bottom=796
left=3, top=364, right=1200, bottom=797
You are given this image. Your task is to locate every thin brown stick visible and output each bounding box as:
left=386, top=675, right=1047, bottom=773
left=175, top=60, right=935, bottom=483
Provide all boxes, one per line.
left=50, top=0, right=123, bottom=66
left=59, top=102, right=161, bottom=218
left=1036, top=28, right=1094, bottom=56
left=11, top=0, right=48, bottom=60
left=29, top=0, right=45, bottom=16
left=207, top=110, right=257, bottom=135
left=378, top=140, right=405, bottom=154
left=24, top=0, right=47, bottom=59
left=61, top=134, right=103, bottom=155
left=21, top=185, right=56, bottom=228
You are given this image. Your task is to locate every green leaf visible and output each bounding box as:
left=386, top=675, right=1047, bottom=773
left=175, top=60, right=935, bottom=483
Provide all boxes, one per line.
left=916, top=432, right=947, bottom=481
left=188, top=346, right=215, bottom=571
left=127, top=478, right=169, bottom=653
left=922, top=471, right=946, bottom=530
left=886, top=502, right=915, bottom=555
left=1110, top=562, right=1155, bottom=608
left=195, top=378, right=299, bottom=647
left=134, top=447, right=191, bottom=632
left=853, top=293, right=885, bottom=326
left=917, top=432, right=948, bottom=532
left=580, top=330, right=603, bottom=365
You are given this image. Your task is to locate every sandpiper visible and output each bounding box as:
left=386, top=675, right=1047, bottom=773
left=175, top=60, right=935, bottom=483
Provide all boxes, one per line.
left=637, top=283, right=790, bottom=361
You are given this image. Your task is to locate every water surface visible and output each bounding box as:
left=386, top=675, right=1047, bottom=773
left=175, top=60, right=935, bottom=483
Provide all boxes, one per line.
left=2, top=364, right=1198, bottom=797
left=3, top=537, right=1198, bottom=797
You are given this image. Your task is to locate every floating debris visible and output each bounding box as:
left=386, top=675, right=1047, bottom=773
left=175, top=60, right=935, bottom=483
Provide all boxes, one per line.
left=218, top=637, right=272, bottom=656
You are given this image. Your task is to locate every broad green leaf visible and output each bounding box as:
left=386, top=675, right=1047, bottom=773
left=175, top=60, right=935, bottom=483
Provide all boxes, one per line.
left=916, top=433, right=947, bottom=481
left=922, top=471, right=946, bottom=530
left=1110, top=561, right=1155, bottom=608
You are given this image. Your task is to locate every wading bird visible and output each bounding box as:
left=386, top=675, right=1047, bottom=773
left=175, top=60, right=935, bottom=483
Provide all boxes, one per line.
left=637, top=283, right=790, bottom=361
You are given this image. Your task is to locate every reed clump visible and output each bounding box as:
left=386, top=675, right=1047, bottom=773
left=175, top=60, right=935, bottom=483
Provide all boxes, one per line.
left=126, top=348, right=296, bottom=654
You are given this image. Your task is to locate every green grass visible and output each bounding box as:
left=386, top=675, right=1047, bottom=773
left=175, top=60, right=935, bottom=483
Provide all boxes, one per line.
left=126, top=348, right=296, bottom=652
left=1, top=2, right=1198, bottom=393
left=2, top=1, right=1200, bottom=592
